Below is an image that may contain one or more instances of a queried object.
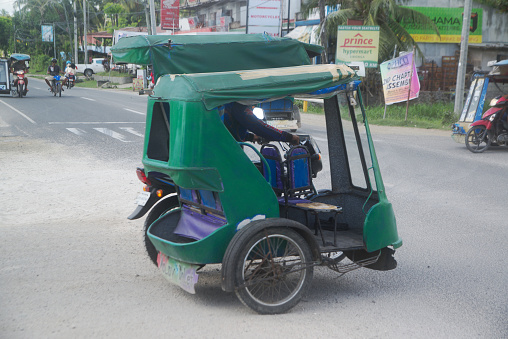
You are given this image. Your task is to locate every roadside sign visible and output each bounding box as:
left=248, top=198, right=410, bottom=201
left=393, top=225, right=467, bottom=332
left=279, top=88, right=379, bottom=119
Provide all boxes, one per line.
left=247, top=0, right=282, bottom=37
left=335, top=26, right=379, bottom=68
left=380, top=52, right=420, bottom=105
left=161, top=0, right=180, bottom=30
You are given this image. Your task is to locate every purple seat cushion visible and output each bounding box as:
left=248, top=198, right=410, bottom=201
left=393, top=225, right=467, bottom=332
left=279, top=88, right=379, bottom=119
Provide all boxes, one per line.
left=173, top=207, right=226, bottom=240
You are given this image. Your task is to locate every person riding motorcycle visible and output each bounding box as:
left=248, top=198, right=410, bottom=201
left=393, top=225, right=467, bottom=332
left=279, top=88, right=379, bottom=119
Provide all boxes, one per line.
left=11, top=60, right=28, bottom=93
left=45, top=58, right=67, bottom=91
left=64, top=61, right=76, bottom=83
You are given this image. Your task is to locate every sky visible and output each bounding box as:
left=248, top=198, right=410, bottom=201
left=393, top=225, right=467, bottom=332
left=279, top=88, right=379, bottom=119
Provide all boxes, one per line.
left=0, top=0, right=15, bottom=15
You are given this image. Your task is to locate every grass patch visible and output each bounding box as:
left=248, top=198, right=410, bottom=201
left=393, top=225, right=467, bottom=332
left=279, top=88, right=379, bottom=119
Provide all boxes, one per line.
left=295, top=99, right=457, bottom=130
left=74, top=79, right=97, bottom=88
left=94, top=71, right=133, bottom=77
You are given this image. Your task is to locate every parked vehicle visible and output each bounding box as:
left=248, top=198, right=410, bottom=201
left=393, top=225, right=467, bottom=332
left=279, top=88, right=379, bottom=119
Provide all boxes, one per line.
left=452, top=60, right=508, bottom=143
left=114, top=35, right=401, bottom=315
left=75, top=58, right=106, bottom=77
left=465, top=94, right=508, bottom=153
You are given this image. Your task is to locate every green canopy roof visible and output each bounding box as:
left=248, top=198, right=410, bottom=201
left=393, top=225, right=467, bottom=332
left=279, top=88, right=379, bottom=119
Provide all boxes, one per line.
left=111, top=34, right=323, bottom=81
left=152, top=64, right=358, bottom=110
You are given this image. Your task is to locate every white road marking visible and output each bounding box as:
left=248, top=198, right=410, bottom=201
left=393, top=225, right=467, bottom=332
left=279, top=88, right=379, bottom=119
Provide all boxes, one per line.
left=33, top=87, right=41, bottom=90
left=48, top=122, right=144, bottom=124
left=123, top=108, right=145, bottom=115
left=119, top=127, right=144, bottom=137
left=93, top=128, right=131, bottom=142
left=81, top=97, right=96, bottom=101
left=0, top=99, right=36, bottom=124
left=66, top=128, right=86, bottom=136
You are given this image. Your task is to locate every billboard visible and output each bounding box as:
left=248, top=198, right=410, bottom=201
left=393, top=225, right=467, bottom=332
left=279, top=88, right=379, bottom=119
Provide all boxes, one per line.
left=380, top=52, right=420, bottom=105
left=400, top=7, right=483, bottom=43
left=42, top=25, right=53, bottom=42
left=247, top=0, right=282, bottom=37
left=335, top=26, right=379, bottom=68
left=161, top=0, right=180, bottom=30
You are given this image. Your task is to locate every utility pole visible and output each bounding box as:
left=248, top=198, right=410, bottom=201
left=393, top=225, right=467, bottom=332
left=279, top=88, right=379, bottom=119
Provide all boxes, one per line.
left=454, top=0, right=473, bottom=116
left=149, top=0, right=157, bottom=35
left=144, top=0, right=152, bottom=35
left=84, top=0, right=88, bottom=63
left=74, top=0, right=78, bottom=63
left=53, top=22, right=56, bottom=59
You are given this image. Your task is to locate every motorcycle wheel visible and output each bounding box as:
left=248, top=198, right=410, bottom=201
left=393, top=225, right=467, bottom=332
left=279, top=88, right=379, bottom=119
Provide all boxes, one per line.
left=466, top=125, right=491, bottom=153
left=143, top=195, right=179, bottom=266
left=17, top=83, right=22, bottom=98
left=58, top=83, right=62, bottom=97
left=233, top=226, right=313, bottom=314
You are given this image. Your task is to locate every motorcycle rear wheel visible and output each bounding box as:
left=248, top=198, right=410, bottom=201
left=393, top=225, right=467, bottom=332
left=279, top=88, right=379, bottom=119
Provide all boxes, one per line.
left=466, top=125, right=491, bottom=153
left=17, top=84, right=22, bottom=98
left=58, top=83, right=62, bottom=97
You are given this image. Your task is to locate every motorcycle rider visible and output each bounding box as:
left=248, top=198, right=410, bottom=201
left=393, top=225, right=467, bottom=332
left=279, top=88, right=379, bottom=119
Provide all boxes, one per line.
left=45, top=58, right=67, bottom=91
left=64, top=61, right=76, bottom=84
left=11, top=60, right=28, bottom=93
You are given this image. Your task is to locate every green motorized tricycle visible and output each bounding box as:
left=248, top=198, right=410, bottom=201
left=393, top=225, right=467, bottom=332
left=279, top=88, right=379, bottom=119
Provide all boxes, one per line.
left=116, top=36, right=402, bottom=314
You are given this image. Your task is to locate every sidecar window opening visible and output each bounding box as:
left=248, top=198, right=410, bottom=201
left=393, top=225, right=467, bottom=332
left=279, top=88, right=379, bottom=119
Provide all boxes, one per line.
left=147, top=101, right=170, bottom=162
left=336, top=93, right=369, bottom=191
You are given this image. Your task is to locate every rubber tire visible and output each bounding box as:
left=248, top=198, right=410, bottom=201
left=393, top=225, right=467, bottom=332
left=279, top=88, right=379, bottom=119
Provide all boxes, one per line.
left=58, top=83, right=62, bottom=97
left=18, top=83, right=22, bottom=98
left=84, top=69, right=93, bottom=77
left=233, top=227, right=313, bottom=314
left=466, top=125, right=491, bottom=153
left=143, top=195, right=179, bottom=266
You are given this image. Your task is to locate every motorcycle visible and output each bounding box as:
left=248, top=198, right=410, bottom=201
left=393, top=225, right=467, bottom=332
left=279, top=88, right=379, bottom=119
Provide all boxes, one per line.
left=465, top=94, right=508, bottom=153
left=51, top=75, right=63, bottom=97
left=66, top=74, right=75, bottom=89
left=12, top=70, right=27, bottom=98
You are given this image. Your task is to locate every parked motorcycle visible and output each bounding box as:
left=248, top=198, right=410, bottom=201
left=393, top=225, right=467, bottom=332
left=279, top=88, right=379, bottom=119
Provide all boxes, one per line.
left=465, top=94, right=508, bottom=153
left=12, top=70, right=27, bottom=98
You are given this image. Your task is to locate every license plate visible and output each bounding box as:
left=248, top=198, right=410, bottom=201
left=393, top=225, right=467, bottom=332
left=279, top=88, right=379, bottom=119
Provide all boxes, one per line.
left=157, top=252, right=199, bottom=294
left=134, top=191, right=150, bottom=206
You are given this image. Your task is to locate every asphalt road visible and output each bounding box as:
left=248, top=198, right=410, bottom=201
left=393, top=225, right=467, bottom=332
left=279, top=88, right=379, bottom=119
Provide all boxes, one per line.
left=0, top=80, right=507, bottom=338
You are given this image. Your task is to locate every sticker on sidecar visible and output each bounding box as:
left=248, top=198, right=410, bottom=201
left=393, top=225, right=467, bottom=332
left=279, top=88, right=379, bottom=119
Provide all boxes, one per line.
left=134, top=191, right=150, bottom=206
left=157, top=252, right=199, bottom=294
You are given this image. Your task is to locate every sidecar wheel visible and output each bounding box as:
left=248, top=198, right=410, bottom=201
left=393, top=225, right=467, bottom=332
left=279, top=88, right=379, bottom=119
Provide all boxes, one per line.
left=465, top=125, right=491, bottom=153
left=144, top=195, right=179, bottom=266
left=233, top=227, right=313, bottom=314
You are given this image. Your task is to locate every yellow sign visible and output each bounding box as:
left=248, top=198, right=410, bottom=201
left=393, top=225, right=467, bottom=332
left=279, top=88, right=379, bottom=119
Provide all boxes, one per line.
left=335, top=26, right=380, bottom=68
left=410, top=34, right=482, bottom=44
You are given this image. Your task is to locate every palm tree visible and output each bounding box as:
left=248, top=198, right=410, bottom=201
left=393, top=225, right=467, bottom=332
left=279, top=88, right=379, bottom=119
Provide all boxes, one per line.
left=304, top=0, right=439, bottom=63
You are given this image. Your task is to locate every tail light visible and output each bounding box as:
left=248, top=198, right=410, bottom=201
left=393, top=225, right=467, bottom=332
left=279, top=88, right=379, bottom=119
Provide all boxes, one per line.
left=136, top=167, right=151, bottom=186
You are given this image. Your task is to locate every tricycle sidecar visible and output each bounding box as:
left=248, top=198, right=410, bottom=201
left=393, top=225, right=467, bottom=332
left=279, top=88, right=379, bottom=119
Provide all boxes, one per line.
left=131, top=63, right=401, bottom=314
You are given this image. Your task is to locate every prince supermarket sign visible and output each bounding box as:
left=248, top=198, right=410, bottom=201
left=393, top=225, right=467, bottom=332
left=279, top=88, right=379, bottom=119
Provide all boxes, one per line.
left=335, top=26, right=380, bottom=68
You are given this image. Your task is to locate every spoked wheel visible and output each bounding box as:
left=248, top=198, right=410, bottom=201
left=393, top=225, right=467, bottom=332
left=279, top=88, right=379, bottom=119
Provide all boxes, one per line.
left=466, top=125, right=491, bottom=153
left=233, top=227, right=313, bottom=314
left=143, top=195, right=179, bottom=266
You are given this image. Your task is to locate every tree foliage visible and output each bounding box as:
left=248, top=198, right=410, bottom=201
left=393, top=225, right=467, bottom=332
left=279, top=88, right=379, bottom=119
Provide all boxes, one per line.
left=6, top=0, right=149, bottom=62
left=0, top=16, right=13, bottom=56
left=475, top=0, right=508, bottom=12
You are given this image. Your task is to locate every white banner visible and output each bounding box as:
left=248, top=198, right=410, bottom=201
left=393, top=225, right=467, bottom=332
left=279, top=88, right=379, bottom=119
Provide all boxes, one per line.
left=247, top=0, right=282, bottom=37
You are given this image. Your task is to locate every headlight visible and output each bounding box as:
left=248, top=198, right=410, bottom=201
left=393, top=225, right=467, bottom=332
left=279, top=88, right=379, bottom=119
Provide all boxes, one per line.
left=253, top=107, right=265, bottom=120
left=489, top=115, right=496, bottom=121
